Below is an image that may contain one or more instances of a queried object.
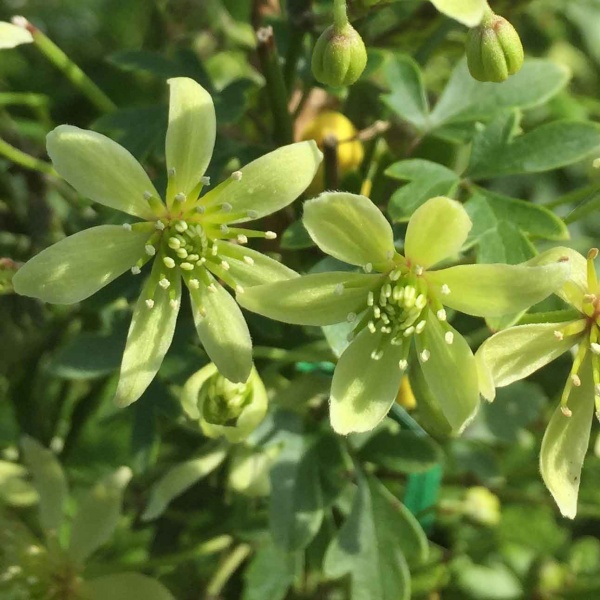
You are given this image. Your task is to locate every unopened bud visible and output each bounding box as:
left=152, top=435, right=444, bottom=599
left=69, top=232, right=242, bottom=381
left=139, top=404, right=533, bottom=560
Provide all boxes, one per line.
left=466, top=10, right=524, bottom=83
left=311, top=22, right=367, bottom=87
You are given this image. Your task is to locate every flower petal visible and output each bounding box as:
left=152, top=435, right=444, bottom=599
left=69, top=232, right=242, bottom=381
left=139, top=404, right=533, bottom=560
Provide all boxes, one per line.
left=47, top=125, right=159, bottom=219
left=20, top=436, right=68, bottom=535
left=238, top=272, right=377, bottom=326
left=68, top=467, right=132, bottom=564
left=0, top=22, right=33, bottom=48
left=191, top=280, right=252, bottom=383
left=527, top=247, right=587, bottom=311
left=303, top=193, right=396, bottom=267
left=330, top=329, right=407, bottom=434
left=114, top=270, right=181, bottom=408
left=427, top=261, right=571, bottom=317
left=415, top=313, right=479, bottom=434
left=81, top=574, right=174, bottom=600
left=404, top=196, right=472, bottom=269
left=201, top=141, right=322, bottom=222
left=165, top=77, right=216, bottom=198
left=476, top=321, right=581, bottom=397
left=540, top=355, right=595, bottom=519
left=224, top=243, right=299, bottom=288
left=13, top=225, right=149, bottom=304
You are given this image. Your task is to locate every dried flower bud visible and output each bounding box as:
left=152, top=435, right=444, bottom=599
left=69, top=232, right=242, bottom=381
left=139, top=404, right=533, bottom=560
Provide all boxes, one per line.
left=311, top=22, right=367, bottom=87
left=466, top=10, right=524, bottom=83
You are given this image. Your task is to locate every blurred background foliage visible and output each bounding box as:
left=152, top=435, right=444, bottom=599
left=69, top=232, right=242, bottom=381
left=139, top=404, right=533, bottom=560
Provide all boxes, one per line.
left=2, top=0, right=600, bottom=598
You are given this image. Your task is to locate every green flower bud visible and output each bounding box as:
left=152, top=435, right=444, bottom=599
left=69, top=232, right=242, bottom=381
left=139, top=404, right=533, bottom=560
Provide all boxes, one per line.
left=181, top=364, right=268, bottom=443
left=466, top=10, right=524, bottom=83
left=311, top=22, right=367, bottom=87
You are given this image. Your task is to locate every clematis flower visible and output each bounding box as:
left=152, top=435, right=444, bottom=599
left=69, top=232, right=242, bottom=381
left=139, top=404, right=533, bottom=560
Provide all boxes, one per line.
left=0, top=18, right=33, bottom=49
left=239, top=193, right=570, bottom=435
left=13, top=77, right=322, bottom=407
left=476, top=246, right=600, bottom=519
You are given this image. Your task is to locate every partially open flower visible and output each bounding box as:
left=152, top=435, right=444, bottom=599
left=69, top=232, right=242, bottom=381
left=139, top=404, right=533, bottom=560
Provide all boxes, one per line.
left=182, top=364, right=268, bottom=443
left=240, top=194, right=570, bottom=435
left=0, top=18, right=33, bottom=49
left=477, top=247, right=600, bottom=519
left=13, top=77, right=322, bottom=407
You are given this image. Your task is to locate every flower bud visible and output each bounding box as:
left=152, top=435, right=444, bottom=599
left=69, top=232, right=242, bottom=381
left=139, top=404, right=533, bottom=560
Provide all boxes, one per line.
left=463, top=486, right=501, bottom=526
left=311, top=22, right=367, bottom=87
left=228, top=445, right=279, bottom=497
left=181, top=364, right=268, bottom=443
left=466, top=10, right=524, bottom=83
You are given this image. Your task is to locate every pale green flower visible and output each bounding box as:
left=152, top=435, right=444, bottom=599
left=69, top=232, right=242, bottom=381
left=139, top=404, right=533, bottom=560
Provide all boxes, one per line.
left=477, top=247, right=600, bottom=519
left=0, top=18, right=33, bottom=49
left=239, top=193, right=570, bottom=435
left=13, top=77, right=322, bottom=407
left=0, top=437, right=173, bottom=600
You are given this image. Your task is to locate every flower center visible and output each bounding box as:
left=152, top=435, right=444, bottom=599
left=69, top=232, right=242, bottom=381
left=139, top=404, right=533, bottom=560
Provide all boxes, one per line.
left=201, top=375, right=251, bottom=427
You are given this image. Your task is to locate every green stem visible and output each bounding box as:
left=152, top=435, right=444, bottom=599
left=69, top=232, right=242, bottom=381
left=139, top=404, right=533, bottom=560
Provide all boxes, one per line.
left=20, top=19, right=116, bottom=113
left=333, top=0, right=349, bottom=29
left=205, top=543, right=252, bottom=599
left=323, top=133, right=339, bottom=190
left=256, top=25, right=294, bottom=146
left=0, top=136, right=57, bottom=176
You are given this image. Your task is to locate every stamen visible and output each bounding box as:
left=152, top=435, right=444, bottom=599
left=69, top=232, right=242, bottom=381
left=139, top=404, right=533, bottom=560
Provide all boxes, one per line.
left=196, top=206, right=206, bottom=214
left=571, top=374, right=582, bottom=387
left=386, top=250, right=394, bottom=261
left=373, top=306, right=381, bottom=319
left=122, top=223, right=132, bottom=231
left=237, top=234, right=248, bottom=244
left=335, top=283, right=344, bottom=295
left=347, top=312, right=356, bottom=322
left=189, top=278, right=200, bottom=289
left=131, top=266, right=141, bottom=275
left=174, top=192, right=186, bottom=203
left=176, top=248, right=188, bottom=259
left=247, top=210, right=259, bottom=219
left=180, top=262, right=194, bottom=271
left=420, top=349, right=431, bottom=363
left=145, top=299, right=155, bottom=309
left=175, top=220, right=188, bottom=233
left=389, top=269, right=401, bottom=281
left=201, top=176, right=211, bottom=185
left=399, top=359, right=408, bottom=370
left=155, top=220, right=165, bottom=230
left=187, top=254, right=200, bottom=262
left=403, top=326, right=415, bottom=337
left=414, top=265, right=424, bottom=276
left=415, top=320, right=427, bottom=334
left=441, top=284, right=451, bottom=295
left=368, top=321, right=377, bottom=333
left=168, top=237, right=181, bottom=249
left=437, top=309, right=447, bottom=321
left=220, top=224, right=230, bottom=234
left=231, top=170, right=243, bottom=181
left=145, top=244, right=156, bottom=256
left=415, top=294, right=427, bottom=310
left=554, top=330, right=564, bottom=340
left=163, top=257, right=176, bottom=269
left=236, top=285, right=245, bottom=294
left=587, top=248, right=599, bottom=290
left=364, top=263, right=373, bottom=273
left=367, top=291, right=374, bottom=307
left=168, top=168, right=176, bottom=177
left=222, top=203, right=233, bottom=213
left=243, top=256, right=254, bottom=266
left=159, top=278, right=170, bottom=289
left=371, top=350, right=384, bottom=360
left=561, top=406, right=572, bottom=417
left=170, top=299, right=179, bottom=309
left=221, top=260, right=230, bottom=270
left=445, top=331, right=454, bottom=345
left=208, top=284, right=218, bottom=293
left=592, top=343, right=600, bottom=355
left=265, top=231, right=277, bottom=240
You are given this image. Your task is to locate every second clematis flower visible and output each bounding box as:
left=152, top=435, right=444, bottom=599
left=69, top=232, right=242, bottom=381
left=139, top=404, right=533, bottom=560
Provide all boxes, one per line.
left=476, top=247, right=600, bottom=519
left=13, top=77, right=322, bottom=407
left=239, top=193, right=570, bottom=435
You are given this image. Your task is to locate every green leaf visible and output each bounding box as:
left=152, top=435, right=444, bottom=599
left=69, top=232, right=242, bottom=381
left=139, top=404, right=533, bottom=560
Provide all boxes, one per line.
left=324, top=472, right=428, bottom=600
left=303, top=193, right=396, bottom=268
left=114, top=268, right=181, bottom=408
left=242, top=538, right=297, bottom=600
left=142, top=443, right=227, bottom=521
left=270, top=435, right=324, bottom=551
left=82, top=573, right=174, bottom=600
left=68, top=467, right=132, bottom=563
left=13, top=226, right=149, bottom=305
left=359, top=428, right=443, bottom=474
left=540, top=355, right=595, bottom=519
left=430, top=59, right=570, bottom=127
left=429, top=0, right=486, bottom=26
left=465, top=188, right=569, bottom=249
left=20, top=436, right=68, bottom=535
left=381, top=55, right=429, bottom=130
left=466, top=115, right=600, bottom=180
left=385, top=160, right=460, bottom=222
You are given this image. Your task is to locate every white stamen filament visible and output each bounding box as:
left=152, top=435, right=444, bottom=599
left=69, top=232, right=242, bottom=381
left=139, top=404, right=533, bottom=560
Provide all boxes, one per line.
left=571, top=374, right=581, bottom=387
left=237, top=234, right=248, bottom=244
left=265, top=231, right=277, bottom=240
left=561, top=406, right=572, bottom=417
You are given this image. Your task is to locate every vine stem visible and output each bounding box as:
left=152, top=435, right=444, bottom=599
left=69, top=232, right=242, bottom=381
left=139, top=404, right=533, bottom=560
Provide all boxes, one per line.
left=0, top=137, right=57, bottom=176
left=12, top=17, right=116, bottom=113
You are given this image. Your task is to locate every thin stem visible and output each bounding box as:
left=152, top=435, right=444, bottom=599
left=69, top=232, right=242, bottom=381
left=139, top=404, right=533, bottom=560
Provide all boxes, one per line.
left=333, top=0, right=349, bottom=29
left=205, top=543, right=252, bottom=599
left=323, top=133, right=339, bottom=189
left=0, top=136, right=57, bottom=176
left=18, top=18, right=116, bottom=113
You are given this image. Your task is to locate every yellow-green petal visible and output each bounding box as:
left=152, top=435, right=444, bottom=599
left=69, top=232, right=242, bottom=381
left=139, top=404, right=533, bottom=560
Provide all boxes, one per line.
left=13, top=226, right=149, bottom=304
left=20, top=436, right=68, bottom=535
left=404, top=196, right=472, bottom=269
left=68, top=467, right=132, bottom=564
left=527, top=247, right=587, bottom=311
left=191, top=280, right=252, bottom=383
left=0, top=22, right=33, bottom=48
left=201, top=141, right=322, bottom=222
left=427, top=261, right=570, bottom=317
left=114, top=271, right=181, bottom=408
left=47, top=125, right=159, bottom=219
left=224, top=243, right=299, bottom=288
left=476, top=321, right=581, bottom=396
left=540, top=355, right=595, bottom=519
left=239, top=272, right=377, bottom=326
left=415, top=314, right=479, bottom=434
left=81, top=574, right=174, bottom=600
left=303, top=193, right=396, bottom=267
left=330, top=329, right=407, bottom=435
left=165, top=77, right=216, bottom=198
